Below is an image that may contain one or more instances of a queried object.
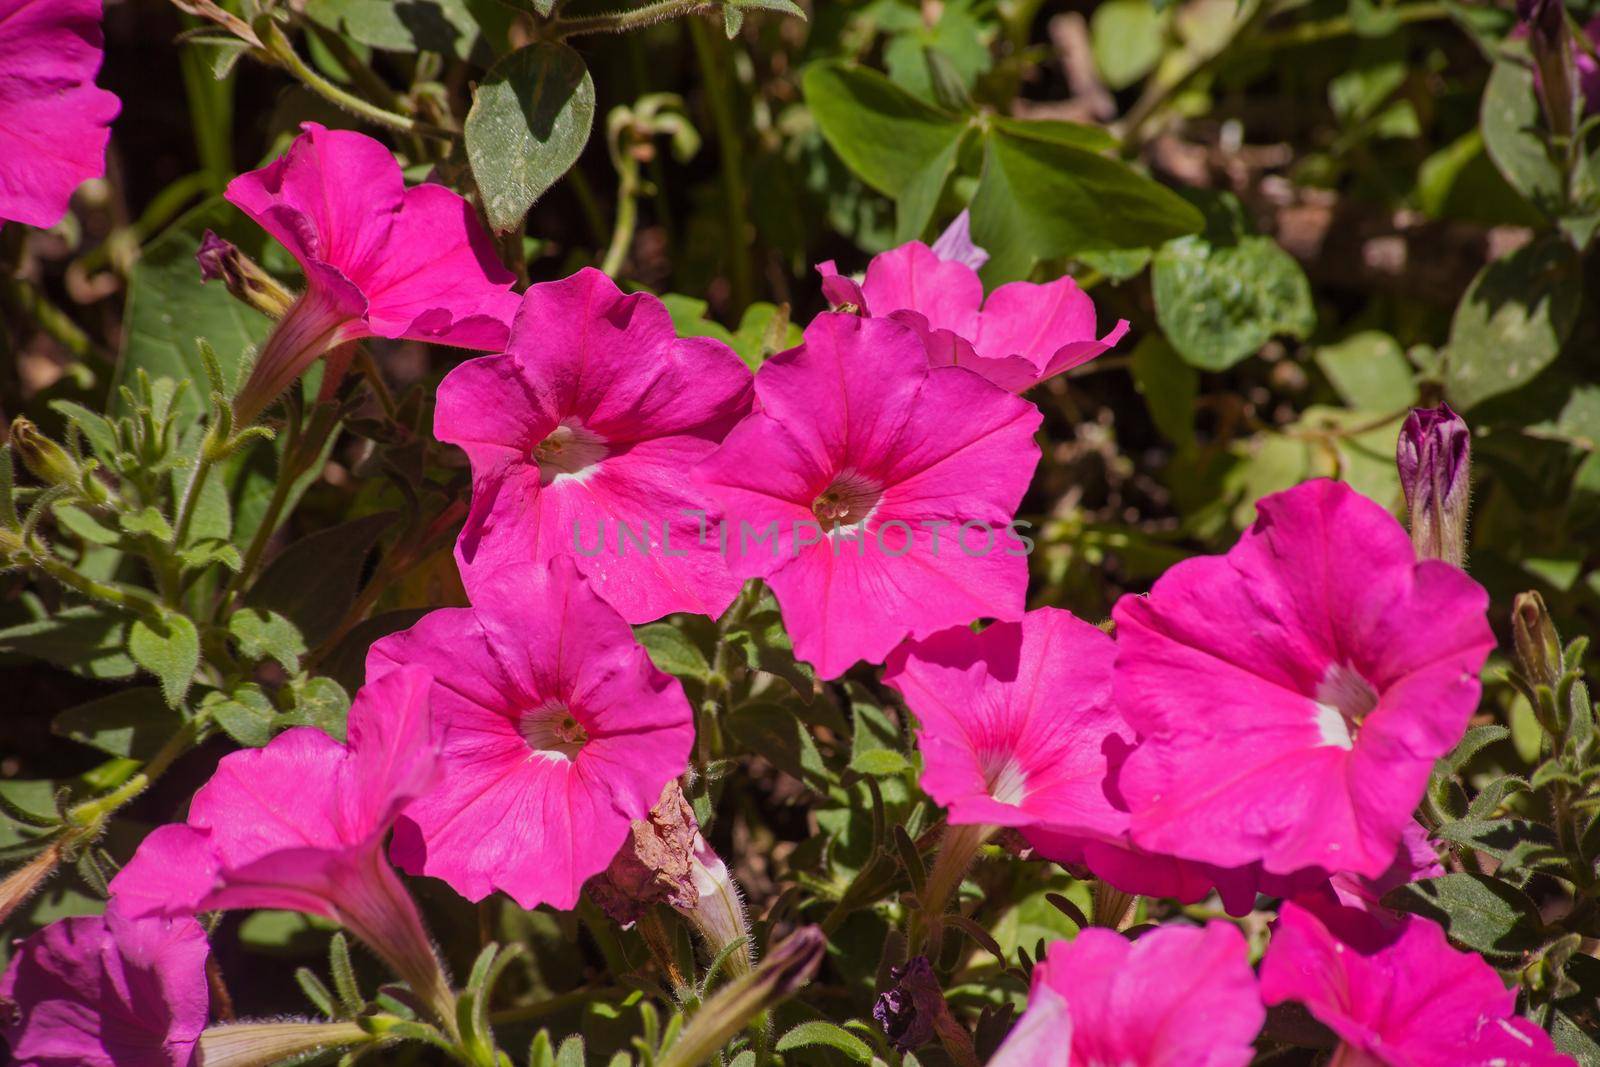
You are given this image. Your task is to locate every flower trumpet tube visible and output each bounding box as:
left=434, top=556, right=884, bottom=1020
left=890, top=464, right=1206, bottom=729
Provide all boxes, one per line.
left=196, top=1021, right=373, bottom=1067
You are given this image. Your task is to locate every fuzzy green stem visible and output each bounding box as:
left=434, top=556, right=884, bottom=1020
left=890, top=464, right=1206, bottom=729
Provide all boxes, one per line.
left=261, top=23, right=456, bottom=140
left=553, top=0, right=712, bottom=38
left=911, top=823, right=992, bottom=955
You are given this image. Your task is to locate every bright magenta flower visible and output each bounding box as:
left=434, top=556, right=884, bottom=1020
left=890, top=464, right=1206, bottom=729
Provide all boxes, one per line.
left=435, top=268, right=751, bottom=623
left=816, top=212, right=1128, bottom=392
left=0, top=0, right=119, bottom=228
left=108, top=667, right=451, bottom=1015
left=1262, top=901, right=1573, bottom=1066
left=0, top=911, right=208, bottom=1067
left=883, top=608, right=1130, bottom=837
left=989, top=922, right=1264, bottom=1067
left=226, top=122, right=518, bottom=423
left=1114, top=479, right=1494, bottom=880
left=695, top=312, right=1040, bottom=679
left=366, top=558, right=695, bottom=910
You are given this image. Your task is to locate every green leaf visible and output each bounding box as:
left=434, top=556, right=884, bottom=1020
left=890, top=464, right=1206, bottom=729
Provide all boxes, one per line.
left=848, top=748, right=911, bottom=777
left=1151, top=232, right=1315, bottom=371
left=989, top=116, right=1117, bottom=152
left=118, top=507, right=174, bottom=543
left=466, top=42, right=596, bottom=233
left=803, top=61, right=970, bottom=241
left=204, top=684, right=277, bottom=748
left=1129, top=335, right=1197, bottom=450
left=244, top=511, right=396, bottom=647
left=1441, top=724, right=1511, bottom=777
left=969, top=129, right=1204, bottom=282
left=775, top=1021, right=875, bottom=1063
left=52, top=687, right=185, bottom=760
left=1314, top=331, right=1418, bottom=410
left=227, top=607, right=307, bottom=673
left=281, top=676, right=352, bottom=743
left=635, top=623, right=712, bottom=682
left=114, top=197, right=276, bottom=420
left=555, top=1036, right=585, bottom=1067
left=0, top=607, right=136, bottom=680
left=1091, top=0, right=1166, bottom=89
left=1382, top=873, right=1545, bottom=962
left=882, top=6, right=991, bottom=104
left=1433, top=818, right=1562, bottom=872
left=302, top=0, right=509, bottom=64
left=1444, top=234, right=1582, bottom=411
left=1480, top=52, right=1564, bottom=215
left=128, top=611, right=200, bottom=708
left=725, top=702, right=830, bottom=786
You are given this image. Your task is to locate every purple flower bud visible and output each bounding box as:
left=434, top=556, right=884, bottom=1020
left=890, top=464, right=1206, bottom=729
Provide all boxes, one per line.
left=873, top=956, right=944, bottom=1052
left=195, top=229, right=234, bottom=282
left=1396, top=403, right=1470, bottom=567
left=194, top=229, right=295, bottom=320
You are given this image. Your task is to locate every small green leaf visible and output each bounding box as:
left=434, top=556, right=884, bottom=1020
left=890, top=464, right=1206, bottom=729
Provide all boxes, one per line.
left=1444, top=234, right=1582, bottom=411
left=1480, top=51, right=1564, bottom=215
left=281, top=676, right=352, bottom=742
left=118, top=506, right=174, bottom=542
left=227, top=607, right=307, bottom=672
left=204, top=685, right=277, bottom=748
left=1382, top=873, right=1545, bottom=962
left=52, top=687, right=185, bottom=760
left=1314, top=331, right=1418, bottom=411
left=635, top=623, right=712, bottom=682
left=466, top=42, right=596, bottom=233
left=555, top=1036, right=585, bottom=1067
left=849, top=749, right=911, bottom=777
left=1091, top=0, right=1166, bottom=89
left=0, top=607, right=136, bottom=680
left=1152, top=232, right=1315, bottom=371
left=128, top=611, right=200, bottom=708
left=776, top=1021, right=875, bottom=1063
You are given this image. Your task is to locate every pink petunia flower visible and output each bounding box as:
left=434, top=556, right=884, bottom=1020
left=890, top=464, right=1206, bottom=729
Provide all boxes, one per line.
left=695, top=312, right=1040, bottom=679
left=989, top=922, right=1265, bottom=1067
left=226, top=122, right=519, bottom=423
left=108, top=666, right=453, bottom=1020
left=0, top=911, right=208, bottom=1067
left=1261, top=901, right=1574, bottom=1066
left=883, top=608, right=1130, bottom=838
left=0, top=0, right=119, bottom=229
left=366, top=558, right=696, bottom=911
left=816, top=211, right=1128, bottom=392
left=435, top=268, right=751, bottom=623
left=1114, top=478, right=1495, bottom=880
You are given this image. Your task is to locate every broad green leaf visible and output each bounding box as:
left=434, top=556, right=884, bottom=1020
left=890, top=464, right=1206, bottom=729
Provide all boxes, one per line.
left=129, top=611, right=201, bottom=708
left=1480, top=52, right=1563, bottom=216
left=803, top=61, right=970, bottom=240
left=1130, top=335, right=1197, bottom=450
left=635, top=623, right=712, bottom=682
left=52, top=687, right=184, bottom=760
left=1382, top=873, right=1545, bottom=962
left=1151, top=233, right=1314, bottom=371
left=244, top=511, right=396, bottom=647
left=302, top=0, right=510, bottom=64
left=114, top=197, right=276, bottom=420
left=848, top=748, right=912, bottom=776
left=990, top=116, right=1117, bottom=152
left=1444, top=234, right=1582, bottom=411
left=227, top=607, right=307, bottom=673
left=725, top=702, right=830, bottom=786
left=0, top=606, right=136, bottom=680
left=1091, top=0, right=1165, bottom=89
left=1433, top=818, right=1562, bottom=872
left=776, top=1021, right=875, bottom=1063
left=1314, top=331, right=1417, bottom=410
left=466, top=42, right=595, bottom=233
left=969, top=130, right=1204, bottom=282
left=204, top=685, right=277, bottom=748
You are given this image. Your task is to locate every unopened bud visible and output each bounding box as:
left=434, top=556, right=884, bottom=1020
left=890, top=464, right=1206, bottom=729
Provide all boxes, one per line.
left=1396, top=404, right=1470, bottom=567
left=9, top=417, right=83, bottom=491
left=656, top=927, right=825, bottom=1067
left=196, top=230, right=295, bottom=320
left=196, top=1020, right=371, bottom=1066
left=1513, top=591, right=1563, bottom=694
left=1520, top=0, right=1581, bottom=138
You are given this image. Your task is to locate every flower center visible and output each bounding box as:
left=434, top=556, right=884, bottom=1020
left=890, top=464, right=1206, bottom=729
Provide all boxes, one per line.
left=981, top=752, right=1029, bottom=807
left=811, top=470, right=882, bottom=533
left=531, top=420, right=607, bottom=486
left=519, top=700, right=589, bottom=761
left=1312, top=662, right=1379, bottom=750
